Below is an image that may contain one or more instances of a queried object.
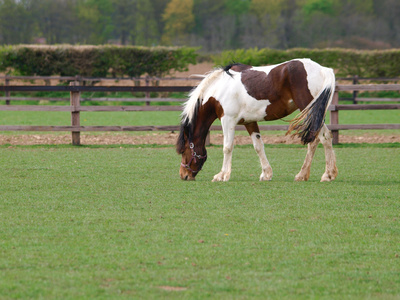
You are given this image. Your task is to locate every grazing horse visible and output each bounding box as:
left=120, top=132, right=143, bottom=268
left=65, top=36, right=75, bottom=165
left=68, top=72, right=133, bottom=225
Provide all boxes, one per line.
left=176, top=58, right=338, bottom=182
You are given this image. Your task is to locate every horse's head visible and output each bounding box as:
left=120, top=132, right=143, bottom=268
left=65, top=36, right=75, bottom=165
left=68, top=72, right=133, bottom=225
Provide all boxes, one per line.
left=178, top=141, right=207, bottom=180
left=176, top=121, right=207, bottom=180
left=177, top=93, right=218, bottom=180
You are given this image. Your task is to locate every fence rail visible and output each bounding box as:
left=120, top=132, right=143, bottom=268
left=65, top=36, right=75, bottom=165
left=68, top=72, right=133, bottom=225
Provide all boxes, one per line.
left=1, top=82, right=399, bottom=145
left=2, top=75, right=400, bottom=103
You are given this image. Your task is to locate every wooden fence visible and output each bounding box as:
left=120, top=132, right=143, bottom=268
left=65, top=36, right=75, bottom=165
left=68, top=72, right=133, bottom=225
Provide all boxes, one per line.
left=329, top=84, right=400, bottom=143
left=0, top=81, right=399, bottom=145
left=2, top=74, right=399, bottom=104
left=336, top=76, right=400, bottom=104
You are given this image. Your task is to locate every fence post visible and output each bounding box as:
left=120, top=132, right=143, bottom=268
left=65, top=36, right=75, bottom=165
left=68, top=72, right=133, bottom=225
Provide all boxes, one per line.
left=5, top=75, right=10, bottom=105
left=145, top=76, right=150, bottom=106
left=353, top=75, right=359, bottom=104
left=70, top=81, right=81, bottom=146
left=330, top=90, right=339, bottom=144
left=75, top=75, right=82, bottom=86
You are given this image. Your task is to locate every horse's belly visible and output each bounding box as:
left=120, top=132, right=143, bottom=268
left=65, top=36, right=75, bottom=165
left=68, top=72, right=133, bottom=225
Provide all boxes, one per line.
left=238, top=99, right=271, bottom=123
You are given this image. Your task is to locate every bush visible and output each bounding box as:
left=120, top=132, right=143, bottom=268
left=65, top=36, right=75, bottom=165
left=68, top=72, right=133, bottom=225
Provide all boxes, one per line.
left=0, top=45, right=198, bottom=77
left=213, top=48, right=400, bottom=77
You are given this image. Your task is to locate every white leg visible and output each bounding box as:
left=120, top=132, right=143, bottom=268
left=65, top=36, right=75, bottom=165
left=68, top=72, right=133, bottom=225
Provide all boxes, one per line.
left=319, top=124, right=338, bottom=182
left=212, top=117, right=236, bottom=182
left=295, top=137, right=319, bottom=181
left=250, top=132, right=273, bottom=181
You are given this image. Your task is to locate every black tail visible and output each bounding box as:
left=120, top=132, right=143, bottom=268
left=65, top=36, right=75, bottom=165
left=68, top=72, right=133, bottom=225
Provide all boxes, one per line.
left=287, top=87, right=333, bottom=144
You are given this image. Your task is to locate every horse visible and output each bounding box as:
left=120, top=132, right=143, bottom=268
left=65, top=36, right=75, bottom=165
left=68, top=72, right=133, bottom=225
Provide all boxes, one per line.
left=176, top=58, right=338, bottom=182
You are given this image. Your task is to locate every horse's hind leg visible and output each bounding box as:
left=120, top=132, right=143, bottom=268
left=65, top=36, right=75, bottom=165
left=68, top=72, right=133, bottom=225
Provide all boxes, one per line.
left=245, top=122, right=273, bottom=181
left=319, top=124, right=338, bottom=182
left=295, top=124, right=338, bottom=182
left=295, top=137, right=319, bottom=181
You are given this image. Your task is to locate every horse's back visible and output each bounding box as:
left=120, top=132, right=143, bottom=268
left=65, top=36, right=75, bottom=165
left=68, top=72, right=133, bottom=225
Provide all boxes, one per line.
left=189, top=58, right=334, bottom=123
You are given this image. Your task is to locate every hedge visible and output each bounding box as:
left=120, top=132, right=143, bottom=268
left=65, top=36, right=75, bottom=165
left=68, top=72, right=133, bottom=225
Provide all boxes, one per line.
left=2, top=46, right=399, bottom=78
left=0, top=45, right=197, bottom=77
left=213, top=48, right=400, bottom=78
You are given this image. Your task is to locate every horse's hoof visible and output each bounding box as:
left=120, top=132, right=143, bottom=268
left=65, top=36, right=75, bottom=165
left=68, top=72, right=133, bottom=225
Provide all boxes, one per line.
left=320, top=173, right=335, bottom=182
left=295, top=174, right=309, bottom=181
left=260, top=174, right=272, bottom=181
left=212, top=172, right=230, bottom=182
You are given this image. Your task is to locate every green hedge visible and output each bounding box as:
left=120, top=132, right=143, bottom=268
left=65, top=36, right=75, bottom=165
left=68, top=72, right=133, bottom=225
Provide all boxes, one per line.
left=214, top=48, right=400, bottom=78
left=0, top=45, right=197, bottom=77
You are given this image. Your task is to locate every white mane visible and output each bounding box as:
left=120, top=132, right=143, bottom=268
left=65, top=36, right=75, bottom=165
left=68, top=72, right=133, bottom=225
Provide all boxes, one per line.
left=181, top=68, right=225, bottom=124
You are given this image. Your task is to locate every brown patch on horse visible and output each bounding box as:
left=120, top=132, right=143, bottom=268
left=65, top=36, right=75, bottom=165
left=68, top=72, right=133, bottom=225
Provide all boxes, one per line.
left=240, top=61, right=314, bottom=120
left=244, top=122, right=260, bottom=136
left=177, top=97, right=224, bottom=155
left=286, top=60, right=314, bottom=110
left=205, top=97, right=225, bottom=120
left=241, top=68, right=276, bottom=101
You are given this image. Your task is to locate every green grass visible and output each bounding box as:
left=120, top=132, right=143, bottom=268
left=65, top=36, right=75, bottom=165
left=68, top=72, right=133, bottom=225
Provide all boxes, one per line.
left=0, top=111, right=182, bottom=127
left=0, top=144, right=399, bottom=299
left=1, top=109, right=399, bottom=140
left=0, top=108, right=399, bottom=126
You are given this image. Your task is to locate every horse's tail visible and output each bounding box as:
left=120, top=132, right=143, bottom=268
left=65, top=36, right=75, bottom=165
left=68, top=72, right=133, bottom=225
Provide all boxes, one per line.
left=286, top=68, right=335, bottom=144
left=181, top=68, right=224, bottom=124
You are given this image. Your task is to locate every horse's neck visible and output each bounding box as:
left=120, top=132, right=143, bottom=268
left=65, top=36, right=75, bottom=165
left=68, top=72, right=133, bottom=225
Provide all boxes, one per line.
left=193, top=104, right=218, bottom=147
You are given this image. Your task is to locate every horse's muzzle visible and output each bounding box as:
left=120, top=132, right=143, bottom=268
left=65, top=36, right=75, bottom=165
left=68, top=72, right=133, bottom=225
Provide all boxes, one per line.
left=182, top=175, right=195, bottom=181
left=180, top=165, right=196, bottom=181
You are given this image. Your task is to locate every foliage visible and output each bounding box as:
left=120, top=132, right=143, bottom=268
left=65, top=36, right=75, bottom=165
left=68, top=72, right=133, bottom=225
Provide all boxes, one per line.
left=0, top=145, right=399, bottom=298
left=0, top=45, right=197, bottom=77
left=214, top=48, right=400, bottom=77
left=162, top=0, right=195, bottom=45
left=225, top=0, right=251, bottom=15
left=0, top=0, right=399, bottom=51
left=303, top=0, right=336, bottom=16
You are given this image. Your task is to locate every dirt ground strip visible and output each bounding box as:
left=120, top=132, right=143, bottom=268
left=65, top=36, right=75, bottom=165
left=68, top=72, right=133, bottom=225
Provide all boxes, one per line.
left=1, top=133, right=399, bottom=146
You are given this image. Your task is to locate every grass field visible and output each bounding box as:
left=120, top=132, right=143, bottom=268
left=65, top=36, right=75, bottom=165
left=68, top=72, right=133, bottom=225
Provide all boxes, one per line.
left=0, top=143, right=399, bottom=299
left=0, top=106, right=399, bottom=127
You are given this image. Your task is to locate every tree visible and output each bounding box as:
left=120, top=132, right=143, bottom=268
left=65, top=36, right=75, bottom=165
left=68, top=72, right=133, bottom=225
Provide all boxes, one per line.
left=190, top=0, right=235, bottom=50
left=33, top=0, right=78, bottom=44
left=248, top=0, right=293, bottom=48
left=75, top=0, right=102, bottom=44
left=162, top=0, right=195, bottom=45
left=111, top=0, right=136, bottom=45
left=133, top=0, right=159, bottom=46
left=150, top=0, right=169, bottom=39
left=225, top=0, right=251, bottom=15
left=373, top=0, right=400, bottom=47
left=75, top=0, right=114, bottom=44
left=0, top=0, right=35, bottom=44
left=250, top=0, right=286, bottom=22
left=224, top=0, right=251, bottom=48
left=302, top=0, right=336, bottom=17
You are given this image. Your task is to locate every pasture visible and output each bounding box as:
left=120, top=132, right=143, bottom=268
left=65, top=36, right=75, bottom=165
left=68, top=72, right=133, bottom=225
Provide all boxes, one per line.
left=0, top=142, right=399, bottom=299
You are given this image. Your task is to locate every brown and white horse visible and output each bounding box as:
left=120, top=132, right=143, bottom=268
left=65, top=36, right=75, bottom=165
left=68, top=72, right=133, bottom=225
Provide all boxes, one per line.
left=176, top=59, right=338, bottom=182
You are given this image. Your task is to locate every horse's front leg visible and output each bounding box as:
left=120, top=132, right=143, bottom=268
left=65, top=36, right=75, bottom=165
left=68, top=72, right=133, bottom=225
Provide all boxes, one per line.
left=212, top=117, right=236, bottom=182
left=245, top=122, right=273, bottom=181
